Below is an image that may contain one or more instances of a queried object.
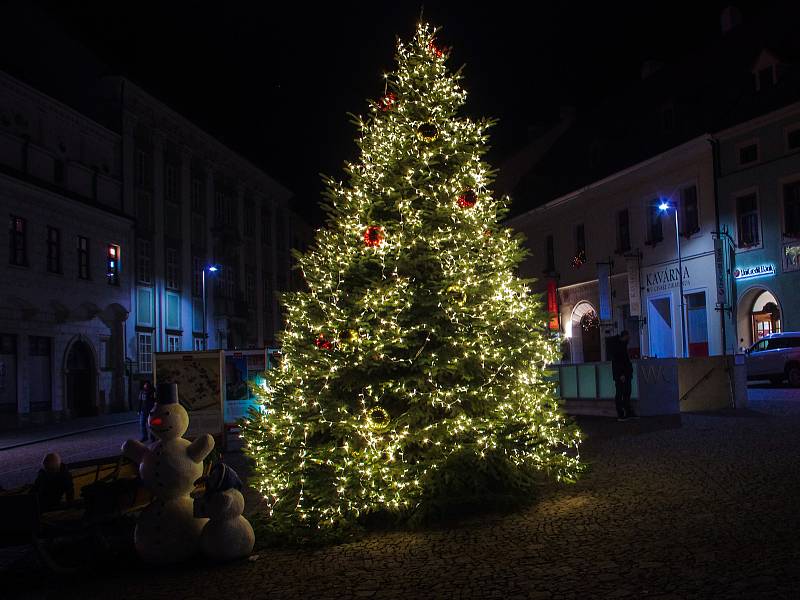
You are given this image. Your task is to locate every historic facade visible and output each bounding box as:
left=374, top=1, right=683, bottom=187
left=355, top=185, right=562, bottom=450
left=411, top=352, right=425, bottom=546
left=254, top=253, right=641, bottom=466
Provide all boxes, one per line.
left=0, top=71, right=132, bottom=425
left=507, top=136, right=733, bottom=363
left=716, top=100, right=800, bottom=351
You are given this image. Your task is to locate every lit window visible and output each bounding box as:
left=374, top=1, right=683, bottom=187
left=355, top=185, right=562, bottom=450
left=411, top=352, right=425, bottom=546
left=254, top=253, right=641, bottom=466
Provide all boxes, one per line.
left=106, top=244, right=120, bottom=286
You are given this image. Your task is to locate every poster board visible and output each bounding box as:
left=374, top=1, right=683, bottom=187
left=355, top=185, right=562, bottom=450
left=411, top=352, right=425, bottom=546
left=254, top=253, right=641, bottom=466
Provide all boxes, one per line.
left=223, top=348, right=268, bottom=424
left=154, top=350, right=224, bottom=440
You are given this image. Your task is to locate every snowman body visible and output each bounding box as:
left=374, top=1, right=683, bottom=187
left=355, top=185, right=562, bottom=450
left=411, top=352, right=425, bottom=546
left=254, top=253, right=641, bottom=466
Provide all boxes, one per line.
left=199, top=489, right=254, bottom=561
left=123, top=400, right=213, bottom=563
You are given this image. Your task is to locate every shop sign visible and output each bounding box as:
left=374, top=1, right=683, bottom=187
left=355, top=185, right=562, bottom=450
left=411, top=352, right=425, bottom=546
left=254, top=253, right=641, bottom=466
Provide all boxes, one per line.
left=644, top=264, right=691, bottom=293
left=784, top=243, right=800, bottom=273
left=714, top=237, right=726, bottom=304
left=733, top=264, right=775, bottom=280
left=626, top=257, right=641, bottom=316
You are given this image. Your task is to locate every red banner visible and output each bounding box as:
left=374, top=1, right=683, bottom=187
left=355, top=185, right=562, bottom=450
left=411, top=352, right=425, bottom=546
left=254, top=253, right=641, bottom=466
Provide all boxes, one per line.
left=546, top=279, right=559, bottom=330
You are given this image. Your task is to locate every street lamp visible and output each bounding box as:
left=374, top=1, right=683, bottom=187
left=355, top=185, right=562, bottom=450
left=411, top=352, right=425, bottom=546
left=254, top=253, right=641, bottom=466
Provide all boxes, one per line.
left=659, top=200, right=687, bottom=358
left=202, top=265, right=220, bottom=350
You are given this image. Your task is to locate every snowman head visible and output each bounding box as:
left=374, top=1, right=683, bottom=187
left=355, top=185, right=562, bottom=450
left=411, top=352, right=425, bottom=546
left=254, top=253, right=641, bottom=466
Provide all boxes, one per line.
left=148, top=383, right=189, bottom=440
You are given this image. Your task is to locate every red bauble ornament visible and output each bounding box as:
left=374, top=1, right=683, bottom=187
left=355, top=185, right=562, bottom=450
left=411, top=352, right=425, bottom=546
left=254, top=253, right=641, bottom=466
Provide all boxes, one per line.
left=363, top=225, right=384, bottom=248
left=428, top=40, right=449, bottom=58
left=380, top=92, right=397, bottom=112
left=457, top=190, right=478, bottom=208
left=314, top=334, right=333, bottom=351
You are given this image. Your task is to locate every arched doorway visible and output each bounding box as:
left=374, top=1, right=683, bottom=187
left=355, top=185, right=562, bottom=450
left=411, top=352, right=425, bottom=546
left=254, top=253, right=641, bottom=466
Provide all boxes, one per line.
left=737, top=287, right=782, bottom=349
left=571, top=302, right=601, bottom=363
left=65, top=340, right=96, bottom=417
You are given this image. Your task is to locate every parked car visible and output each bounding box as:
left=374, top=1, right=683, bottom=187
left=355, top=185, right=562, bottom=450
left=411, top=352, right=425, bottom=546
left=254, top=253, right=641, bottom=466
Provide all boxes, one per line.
left=745, top=332, right=800, bottom=386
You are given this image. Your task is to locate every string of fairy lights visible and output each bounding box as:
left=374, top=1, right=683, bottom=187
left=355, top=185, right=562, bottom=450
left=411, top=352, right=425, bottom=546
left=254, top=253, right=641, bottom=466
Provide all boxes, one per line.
left=241, top=22, right=583, bottom=530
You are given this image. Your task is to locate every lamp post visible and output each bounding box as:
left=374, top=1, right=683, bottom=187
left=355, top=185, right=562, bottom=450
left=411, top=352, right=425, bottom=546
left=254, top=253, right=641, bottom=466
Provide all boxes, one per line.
left=659, top=200, right=687, bottom=358
left=202, top=265, right=220, bottom=350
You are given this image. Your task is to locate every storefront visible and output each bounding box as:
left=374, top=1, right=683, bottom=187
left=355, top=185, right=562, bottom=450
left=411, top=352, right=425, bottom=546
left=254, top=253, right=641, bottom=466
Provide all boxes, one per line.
left=640, top=252, right=722, bottom=359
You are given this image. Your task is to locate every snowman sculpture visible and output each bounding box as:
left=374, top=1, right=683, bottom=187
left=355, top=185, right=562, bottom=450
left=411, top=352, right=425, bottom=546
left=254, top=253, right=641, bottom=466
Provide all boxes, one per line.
left=122, top=382, right=214, bottom=563
left=194, top=462, right=255, bottom=561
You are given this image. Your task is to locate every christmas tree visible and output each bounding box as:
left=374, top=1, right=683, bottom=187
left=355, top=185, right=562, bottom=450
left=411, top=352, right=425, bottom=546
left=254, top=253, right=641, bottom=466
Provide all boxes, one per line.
left=242, top=23, right=582, bottom=532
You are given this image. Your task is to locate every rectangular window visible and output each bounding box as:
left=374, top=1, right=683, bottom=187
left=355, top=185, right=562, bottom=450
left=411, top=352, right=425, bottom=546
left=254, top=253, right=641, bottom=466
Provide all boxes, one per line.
left=136, top=287, right=154, bottom=326
left=192, top=257, right=204, bottom=297
left=736, top=193, right=760, bottom=247
left=784, top=181, right=800, bottom=237
left=191, top=178, right=203, bottom=213
left=680, top=185, right=699, bottom=236
left=193, top=336, right=206, bottom=351
left=788, top=128, right=800, bottom=151
left=215, top=190, right=225, bottom=224
left=647, top=202, right=663, bottom=244
left=137, top=332, right=153, bottom=373
left=544, top=234, right=555, bottom=272
left=164, top=201, right=181, bottom=232
left=192, top=297, right=204, bottom=333
left=261, top=206, right=272, bottom=245
left=191, top=213, right=206, bottom=249
left=135, top=150, right=147, bottom=186
left=739, top=143, right=758, bottom=165
left=77, top=236, right=90, bottom=279
left=166, top=334, right=181, bottom=353
left=244, top=200, right=255, bottom=238
left=275, top=209, right=285, bottom=250
left=575, top=224, right=586, bottom=257
left=166, top=247, right=180, bottom=290
left=9, top=215, right=27, bottom=266
left=106, top=244, right=120, bottom=286
left=263, top=272, right=273, bottom=313
left=136, top=191, right=153, bottom=231
left=165, top=164, right=178, bottom=203
left=137, top=239, right=152, bottom=284
left=616, top=209, right=630, bottom=253
left=685, top=291, right=709, bottom=357
left=46, top=226, right=61, bottom=273
left=245, top=268, right=256, bottom=306
left=165, top=291, right=181, bottom=330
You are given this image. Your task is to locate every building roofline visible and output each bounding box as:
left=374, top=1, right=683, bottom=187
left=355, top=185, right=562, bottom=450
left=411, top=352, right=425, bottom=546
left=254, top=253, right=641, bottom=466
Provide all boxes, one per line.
left=0, top=69, right=120, bottom=143
left=713, top=99, right=800, bottom=141
left=0, top=165, right=134, bottom=223
left=113, top=76, right=293, bottom=201
left=505, top=134, right=712, bottom=226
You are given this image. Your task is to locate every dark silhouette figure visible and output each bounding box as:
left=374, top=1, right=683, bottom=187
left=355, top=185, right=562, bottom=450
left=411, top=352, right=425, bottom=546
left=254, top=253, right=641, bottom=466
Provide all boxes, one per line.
left=33, top=452, right=74, bottom=511
left=137, top=380, right=156, bottom=442
left=609, top=331, right=637, bottom=421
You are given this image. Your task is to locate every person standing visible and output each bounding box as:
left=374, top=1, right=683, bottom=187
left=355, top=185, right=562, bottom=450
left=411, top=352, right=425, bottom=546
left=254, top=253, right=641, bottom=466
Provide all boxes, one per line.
left=610, top=331, right=637, bottom=421
left=137, top=380, right=156, bottom=442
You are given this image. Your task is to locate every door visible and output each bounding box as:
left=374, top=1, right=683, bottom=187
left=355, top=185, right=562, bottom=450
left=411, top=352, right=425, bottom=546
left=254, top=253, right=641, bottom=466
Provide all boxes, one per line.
left=648, top=296, right=675, bottom=358
left=685, top=291, right=709, bottom=357
left=66, top=341, right=96, bottom=417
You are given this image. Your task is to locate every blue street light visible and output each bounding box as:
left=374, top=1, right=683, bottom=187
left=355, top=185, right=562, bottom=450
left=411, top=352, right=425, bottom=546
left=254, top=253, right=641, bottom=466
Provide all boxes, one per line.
left=658, top=200, right=687, bottom=358
left=202, top=264, right=221, bottom=350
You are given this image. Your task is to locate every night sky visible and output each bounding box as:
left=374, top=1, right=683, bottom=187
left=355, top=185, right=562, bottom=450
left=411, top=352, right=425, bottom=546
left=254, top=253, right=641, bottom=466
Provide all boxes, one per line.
left=15, top=1, right=782, bottom=225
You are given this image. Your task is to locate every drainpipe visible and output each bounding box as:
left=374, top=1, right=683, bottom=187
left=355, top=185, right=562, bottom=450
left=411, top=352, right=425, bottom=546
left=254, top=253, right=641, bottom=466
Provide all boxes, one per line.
left=710, top=136, right=736, bottom=408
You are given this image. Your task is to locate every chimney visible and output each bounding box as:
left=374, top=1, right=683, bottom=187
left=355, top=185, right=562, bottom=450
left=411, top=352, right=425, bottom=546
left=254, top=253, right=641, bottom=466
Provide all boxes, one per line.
left=721, top=6, right=742, bottom=34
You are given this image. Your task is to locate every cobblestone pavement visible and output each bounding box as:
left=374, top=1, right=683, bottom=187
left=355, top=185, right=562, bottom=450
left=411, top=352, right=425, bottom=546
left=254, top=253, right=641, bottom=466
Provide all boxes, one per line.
left=3, top=388, right=800, bottom=599
left=0, top=420, right=138, bottom=490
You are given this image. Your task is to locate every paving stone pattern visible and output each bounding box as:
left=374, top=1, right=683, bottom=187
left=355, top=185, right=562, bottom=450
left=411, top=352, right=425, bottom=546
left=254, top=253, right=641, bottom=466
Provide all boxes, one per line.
left=4, top=390, right=800, bottom=599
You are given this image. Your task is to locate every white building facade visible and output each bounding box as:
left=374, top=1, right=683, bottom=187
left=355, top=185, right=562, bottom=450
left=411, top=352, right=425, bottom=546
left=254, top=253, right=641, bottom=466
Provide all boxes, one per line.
left=508, top=136, right=734, bottom=364
left=0, top=71, right=132, bottom=425
left=95, top=78, right=294, bottom=384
